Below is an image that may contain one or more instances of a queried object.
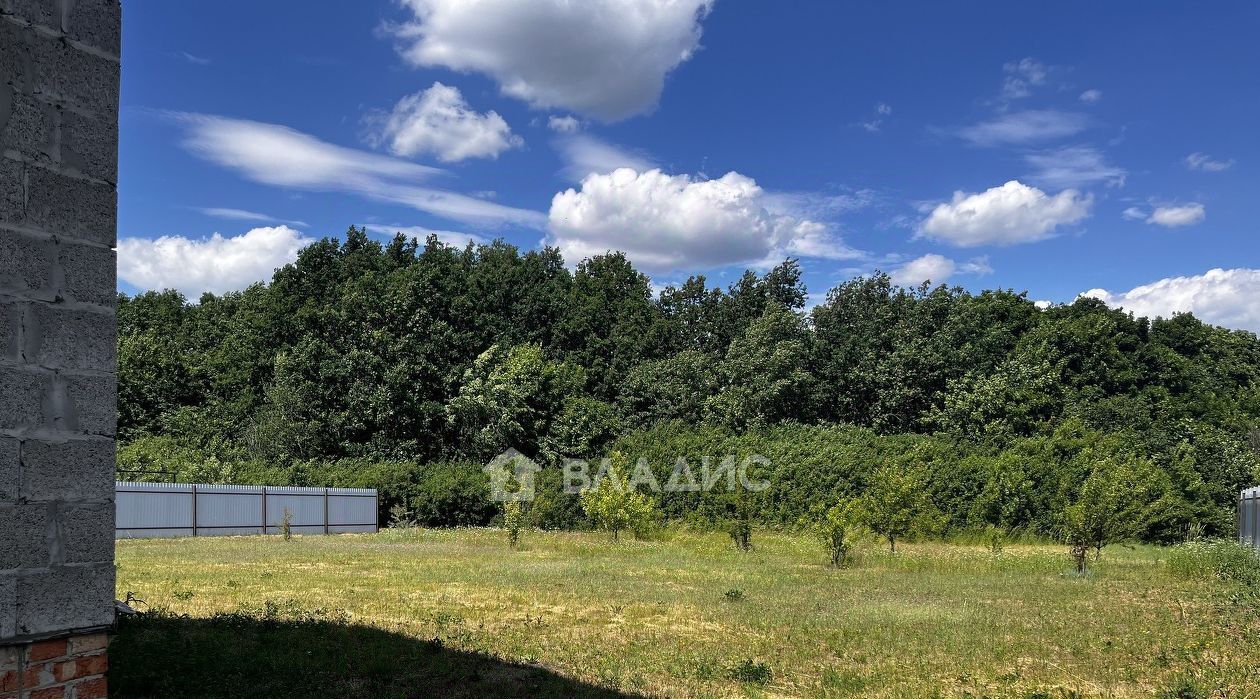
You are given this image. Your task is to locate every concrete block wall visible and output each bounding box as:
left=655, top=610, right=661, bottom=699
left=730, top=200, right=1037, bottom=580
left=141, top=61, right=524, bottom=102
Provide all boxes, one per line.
left=1, top=0, right=121, bottom=661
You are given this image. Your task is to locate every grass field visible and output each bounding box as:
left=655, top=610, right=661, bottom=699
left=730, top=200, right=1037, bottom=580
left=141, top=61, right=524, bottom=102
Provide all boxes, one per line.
left=111, top=529, right=1260, bottom=698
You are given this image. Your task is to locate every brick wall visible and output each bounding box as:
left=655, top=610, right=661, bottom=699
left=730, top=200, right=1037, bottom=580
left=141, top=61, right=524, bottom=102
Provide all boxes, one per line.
left=1, top=0, right=121, bottom=685
left=1, top=633, right=108, bottom=699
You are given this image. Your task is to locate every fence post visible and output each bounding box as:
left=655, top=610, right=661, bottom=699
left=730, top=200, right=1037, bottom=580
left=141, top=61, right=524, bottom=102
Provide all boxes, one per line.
left=262, top=486, right=268, bottom=535
left=191, top=484, right=198, bottom=536
left=324, top=488, right=330, bottom=535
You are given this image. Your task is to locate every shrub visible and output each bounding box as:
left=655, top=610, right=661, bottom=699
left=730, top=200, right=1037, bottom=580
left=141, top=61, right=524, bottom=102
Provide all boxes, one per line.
left=580, top=452, right=660, bottom=540
left=855, top=464, right=943, bottom=553
left=279, top=508, right=293, bottom=541
left=1167, top=539, right=1260, bottom=588
left=409, top=462, right=496, bottom=527
left=812, top=500, right=866, bottom=567
left=503, top=501, right=525, bottom=549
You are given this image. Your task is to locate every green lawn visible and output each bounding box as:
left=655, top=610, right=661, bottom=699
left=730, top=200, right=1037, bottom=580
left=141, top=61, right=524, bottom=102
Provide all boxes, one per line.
left=111, top=529, right=1260, bottom=698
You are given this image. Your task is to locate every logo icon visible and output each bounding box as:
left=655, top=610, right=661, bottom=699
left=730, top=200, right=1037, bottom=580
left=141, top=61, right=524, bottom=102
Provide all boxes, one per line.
left=484, top=448, right=542, bottom=502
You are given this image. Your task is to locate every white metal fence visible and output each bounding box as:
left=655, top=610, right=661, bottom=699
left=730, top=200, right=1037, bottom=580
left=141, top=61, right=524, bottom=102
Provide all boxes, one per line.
left=115, top=482, right=378, bottom=539
left=1242, top=486, right=1260, bottom=551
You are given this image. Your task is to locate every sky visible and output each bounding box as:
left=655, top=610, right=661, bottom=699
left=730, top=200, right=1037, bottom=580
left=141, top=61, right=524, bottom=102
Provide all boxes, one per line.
left=117, top=1, right=1260, bottom=331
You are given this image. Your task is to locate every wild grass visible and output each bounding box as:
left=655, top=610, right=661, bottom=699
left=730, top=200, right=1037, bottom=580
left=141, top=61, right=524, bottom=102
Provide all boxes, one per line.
left=113, top=529, right=1260, bottom=698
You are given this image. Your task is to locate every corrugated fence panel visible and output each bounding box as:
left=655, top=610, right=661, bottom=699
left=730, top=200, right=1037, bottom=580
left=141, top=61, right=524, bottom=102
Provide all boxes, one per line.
left=328, top=490, right=379, bottom=533
left=1243, top=486, right=1260, bottom=551
left=116, top=482, right=195, bottom=539
left=115, top=482, right=378, bottom=539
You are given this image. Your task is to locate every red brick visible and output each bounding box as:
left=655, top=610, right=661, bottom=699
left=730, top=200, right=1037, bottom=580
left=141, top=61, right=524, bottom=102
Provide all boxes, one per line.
left=27, top=686, right=65, bottom=699
left=22, top=662, right=53, bottom=688
left=0, top=670, right=16, bottom=692
left=67, top=654, right=105, bottom=681
left=65, top=636, right=107, bottom=656
left=70, top=677, right=106, bottom=699
left=27, top=640, right=67, bottom=663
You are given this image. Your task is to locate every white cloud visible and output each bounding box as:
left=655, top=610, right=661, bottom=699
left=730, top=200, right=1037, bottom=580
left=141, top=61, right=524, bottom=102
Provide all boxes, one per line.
left=198, top=207, right=308, bottom=228
left=859, top=103, right=893, bottom=132
left=362, top=223, right=487, bottom=248
left=1024, top=145, right=1126, bottom=189
left=1185, top=152, right=1234, bottom=172
left=958, top=110, right=1089, bottom=147
left=554, top=134, right=656, bottom=182
left=177, top=113, right=546, bottom=228
left=118, top=226, right=312, bottom=297
left=890, top=254, right=992, bottom=286
left=1147, top=203, right=1205, bottom=228
left=1082, top=268, right=1260, bottom=332
left=1122, top=206, right=1147, bottom=221
left=547, top=168, right=862, bottom=273
left=389, top=0, right=714, bottom=121
left=369, top=82, right=522, bottom=162
left=1002, top=58, right=1048, bottom=99
left=176, top=51, right=211, bottom=66
left=1078, top=89, right=1103, bottom=103
left=548, top=115, right=581, bottom=133
left=919, top=180, right=1092, bottom=247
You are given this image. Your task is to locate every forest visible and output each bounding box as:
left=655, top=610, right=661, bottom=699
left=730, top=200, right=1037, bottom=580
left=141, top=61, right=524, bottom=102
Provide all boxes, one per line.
left=116, top=227, right=1260, bottom=541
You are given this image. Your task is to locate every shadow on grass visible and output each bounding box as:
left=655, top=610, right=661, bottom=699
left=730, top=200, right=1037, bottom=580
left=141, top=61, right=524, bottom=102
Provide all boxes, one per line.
left=109, top=607, right=640, bottom=699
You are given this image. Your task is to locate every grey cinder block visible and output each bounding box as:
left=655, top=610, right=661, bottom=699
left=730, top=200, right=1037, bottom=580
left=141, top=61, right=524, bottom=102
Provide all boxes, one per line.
left=0, top=229, right=54, bottom=297
left=31, top=303, right=116, bottom=370
left=58, top=501, right=114, bottom=564
left=1, top=300, right=24, bottom=360
left=59, top=109, right=118, bottom=184
left=0, top=158, right=24, bottom=228
left=0, top=88, right=57, bottom=167
left=63, top=0, right=122, bottom=58
left=0, top=501, right=50, bottom=568
left=19, top=437, right=114, bottom=502
left=0, top=435, right=17, bottom=502
left=0, top=574, right=14, bottom=637
left=0, top=367, right=50, bottom=430
left=63, top=372, right=116, bottom=436
left=14, top=562, right=115, bottom=635
left=22, top=164, right=117, bottom=247
left=57, top=241, right=115, bottom=305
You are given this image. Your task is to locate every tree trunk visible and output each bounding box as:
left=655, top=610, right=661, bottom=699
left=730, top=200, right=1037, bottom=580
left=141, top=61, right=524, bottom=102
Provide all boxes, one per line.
left=888, top=536, right=896, bottom=553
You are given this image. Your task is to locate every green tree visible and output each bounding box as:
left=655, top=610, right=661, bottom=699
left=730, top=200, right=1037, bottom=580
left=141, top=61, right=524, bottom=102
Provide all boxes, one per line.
left=446, top=344, right=584, bottom=460
left=580, top=452, right=659, bottom=540
left=1062, top=455, right=1166, bottom=572
left=856, top=464, right=943, bottom=553
left=708, top=304, right=813, bottom=429
left=813, top=500, right=867, bottom=567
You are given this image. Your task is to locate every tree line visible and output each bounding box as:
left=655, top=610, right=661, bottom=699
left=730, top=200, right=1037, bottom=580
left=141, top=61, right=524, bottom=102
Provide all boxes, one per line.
left=117, top=227, right=1260, bottom=540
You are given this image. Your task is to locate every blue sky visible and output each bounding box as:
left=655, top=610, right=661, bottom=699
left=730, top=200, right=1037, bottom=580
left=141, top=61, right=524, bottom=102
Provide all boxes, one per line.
left=118, top=1, right=1260, bottom=331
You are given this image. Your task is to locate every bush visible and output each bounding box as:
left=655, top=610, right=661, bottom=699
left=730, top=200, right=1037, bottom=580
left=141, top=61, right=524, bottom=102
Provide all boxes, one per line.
left=580, top=452, right=660, bottom=540
left=812, top=500, right=866, bottom=567
left=1168, top=539, right=1260, bottom=588
left=502, top=501, right=525, bottom=549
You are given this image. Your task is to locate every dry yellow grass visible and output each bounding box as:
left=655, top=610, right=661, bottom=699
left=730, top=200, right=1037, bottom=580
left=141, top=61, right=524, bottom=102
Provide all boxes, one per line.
left=113, top=529, right=1260, bottom=698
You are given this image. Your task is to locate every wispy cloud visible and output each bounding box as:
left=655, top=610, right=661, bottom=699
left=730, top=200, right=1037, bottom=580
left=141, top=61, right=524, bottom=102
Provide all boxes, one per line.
left=1024, top=145, right=1126, bottom=189
left=1185, top=152, right=1234, bottom=172
left=1147, top=203, right=1205, bottom=228
left=174, top=112, right=546, bottom=229
left=957, top=110, right=1090, bottom=147
left=554, top=133, right=656, bottom=182
left=362, top=223, right=488, bottom=248
left=1078, top=89, right=1103, bottom=103
left=198, top=207, right=309, bottom=228
left=175, top=51, right=211, bottom=65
